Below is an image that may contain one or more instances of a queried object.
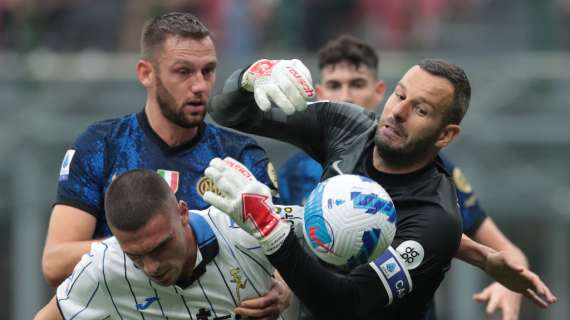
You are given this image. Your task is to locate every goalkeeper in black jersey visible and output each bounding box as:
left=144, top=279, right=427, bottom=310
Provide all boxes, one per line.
left=206, top=59, right=556, bottom=319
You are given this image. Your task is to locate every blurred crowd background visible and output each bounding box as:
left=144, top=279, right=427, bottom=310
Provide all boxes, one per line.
left=1, top=1, right=569, bottom=319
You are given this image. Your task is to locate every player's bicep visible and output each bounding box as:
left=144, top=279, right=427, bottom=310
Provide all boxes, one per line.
left=56, top=251, right=111, bottom=319
left=45, top=205, right=97, bottom=245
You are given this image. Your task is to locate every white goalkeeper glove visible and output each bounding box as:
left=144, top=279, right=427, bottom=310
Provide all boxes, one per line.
left=241, top=59, right=315, bottom=115
left=203, top=157, right=290, bottom=254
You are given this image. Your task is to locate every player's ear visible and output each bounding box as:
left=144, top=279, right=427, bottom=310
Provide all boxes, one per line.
left=178, top=200, right=189, bottom=225
left=374, top=80, right=386, bottom=103
left=137, top=59, right=154, bottom=88
left=315, top=84, right=324, bottom=100
left=435, top=124, right=460, bottom=148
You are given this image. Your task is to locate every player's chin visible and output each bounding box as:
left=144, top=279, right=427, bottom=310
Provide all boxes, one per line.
left=182, top=109, right=206, bottom=125
left=151, top=269, right=176, bottom=286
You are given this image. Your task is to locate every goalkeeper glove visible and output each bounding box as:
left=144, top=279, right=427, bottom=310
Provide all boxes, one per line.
left=241, top=59, right=315, bottom=115
left=203, top=157, right=290, bottom=254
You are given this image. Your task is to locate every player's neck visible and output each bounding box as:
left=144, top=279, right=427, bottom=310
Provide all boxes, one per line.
left=372, top=146, right=435, bottom=174
left=180, top=228, right=199, bottom=281
left=145, top=104, right=199, bottom=147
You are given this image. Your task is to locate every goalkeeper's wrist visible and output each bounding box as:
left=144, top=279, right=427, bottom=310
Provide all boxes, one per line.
left=259, top=221, right=291, bottom=255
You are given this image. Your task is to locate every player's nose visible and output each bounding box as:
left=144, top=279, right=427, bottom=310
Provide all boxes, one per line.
left=339, top=87, right=352, bottom=103
left=142, top=257, right=160, bottom=275
left=190, top=72, right=208, bottom=93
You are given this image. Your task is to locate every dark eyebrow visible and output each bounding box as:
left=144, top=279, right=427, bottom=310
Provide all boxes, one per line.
left=397, top=82, right=435, bottom=107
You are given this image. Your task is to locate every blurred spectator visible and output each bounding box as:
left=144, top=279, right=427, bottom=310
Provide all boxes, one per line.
left=357, top=0, right=476, bottom=49
left=38, top=0, right=125, bottom=51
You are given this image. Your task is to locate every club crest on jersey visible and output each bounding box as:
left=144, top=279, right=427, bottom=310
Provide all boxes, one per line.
left=157, top=169, right=179, bottom=193
left=59, top=149, right=76, bottom=181
left=196, top=176, right=223, bottom=198
left=229, top=267, right=248, bottom=301
left=452, top=167, right=473, bottom=193
left=267, top=162, right=279, bottom=189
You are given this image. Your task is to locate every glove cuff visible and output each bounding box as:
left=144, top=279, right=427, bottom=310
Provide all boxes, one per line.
left=259, top=221, right=291, bottom=255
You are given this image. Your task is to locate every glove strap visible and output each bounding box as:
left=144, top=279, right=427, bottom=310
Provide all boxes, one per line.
left=259, top=221, right=290, bottom=255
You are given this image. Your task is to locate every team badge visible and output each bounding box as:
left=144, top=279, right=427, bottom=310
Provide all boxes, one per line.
left=267, top=162, right=279, bottom=189
left=452, top=167, right=473, bottom=193
left=157, top=169, right=179, bottom=193
left=396, top=240, right=424, bottom=270
left=59, top=149, right=76, bottom=181
left=379, top=257, right=401, bottom=279
left=196, top=176, right=223, bottom=197
left=229, top=267, right=248, bottom=301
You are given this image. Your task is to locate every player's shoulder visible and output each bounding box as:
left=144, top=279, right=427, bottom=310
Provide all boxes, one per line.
left=74, top=113, right=138, bottom=147
left=204, top=121, right=259, bottom=146
left=194, top=207, right=262, bottom=249
left=308, top=100, right=376, bottom=126
left=74, top=237, right=123, bottom=279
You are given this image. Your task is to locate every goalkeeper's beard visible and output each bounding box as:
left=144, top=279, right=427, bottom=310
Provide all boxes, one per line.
left=374, top=119, right=441, bottom=169
left=156, top=76, right=206, bottom=129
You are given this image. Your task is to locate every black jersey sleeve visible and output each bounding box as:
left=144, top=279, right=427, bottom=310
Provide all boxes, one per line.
left=269, top=202, right=461, bottom=319
left=268, top=232, right=391, bottom=320
left=208, top=68, right=375, bottom=165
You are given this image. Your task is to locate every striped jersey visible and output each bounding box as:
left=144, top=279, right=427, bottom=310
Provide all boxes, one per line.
left=56, top=206, right=304, bottom=320
left=56, top=111, right=278, bottom=239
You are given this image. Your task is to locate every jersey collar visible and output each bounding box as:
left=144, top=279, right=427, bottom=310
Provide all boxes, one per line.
left=175, top=212, right=219, bottom=288
left=363, top=145, right=439, bottom=188
left=136, top=110, right=206, bottom=154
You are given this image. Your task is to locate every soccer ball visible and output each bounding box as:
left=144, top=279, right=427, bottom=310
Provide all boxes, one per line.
left=303, top=174, right=396, bottom=268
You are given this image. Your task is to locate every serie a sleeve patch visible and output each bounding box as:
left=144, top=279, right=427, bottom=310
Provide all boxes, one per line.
left=369, top=246, right=413, bottom=306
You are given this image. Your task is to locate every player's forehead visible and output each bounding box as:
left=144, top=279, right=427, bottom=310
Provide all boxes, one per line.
left=320, top=61, right=376, bottom=82
left=118, top=213, right=175, bottom=255
left=156, top=35, right=217, bottom=67
left=398, top=66, right=454, bottom=108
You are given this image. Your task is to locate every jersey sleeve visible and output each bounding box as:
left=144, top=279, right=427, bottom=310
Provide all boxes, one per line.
left=56, top=242, right=114, bottom=319
left=268, top=203, right=461, bottom=319
left=267, top=232, right=390, bottom=319
left=55, top=126, right=108, bottom=217
left=439, top=154, right=488, bottom=236
left=369, top=204, right=462, bottom=309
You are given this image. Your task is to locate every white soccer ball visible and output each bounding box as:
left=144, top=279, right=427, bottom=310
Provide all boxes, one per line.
left=303, top=174, right=397, bottom=267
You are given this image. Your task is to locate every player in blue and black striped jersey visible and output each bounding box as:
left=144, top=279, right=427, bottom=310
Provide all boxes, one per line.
left=41, top=12, right=279, bottom=303
left=56, top=112, right=277, bottom=240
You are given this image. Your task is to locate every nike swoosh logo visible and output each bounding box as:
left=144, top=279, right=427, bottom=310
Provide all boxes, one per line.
left=136, top=297, right=159, bottom=310
left=331, top=160, right=344, bottom=175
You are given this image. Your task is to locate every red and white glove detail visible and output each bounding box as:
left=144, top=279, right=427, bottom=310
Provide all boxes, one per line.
left=241, top=59, right=315, bottom=115
left=203, top=157, right=290, bottom=254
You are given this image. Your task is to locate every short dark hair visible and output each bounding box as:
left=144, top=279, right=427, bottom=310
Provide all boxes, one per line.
left=318, top=34, right=379, bottom=77
left=141, top=12, right=210, bottom=60
left=105, top=169, right=176, bottom=231
left=418, top=59, right=471, bottom=125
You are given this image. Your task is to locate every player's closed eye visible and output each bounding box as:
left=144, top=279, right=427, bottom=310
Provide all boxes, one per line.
left=414, top=105, right=428, bottom=116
